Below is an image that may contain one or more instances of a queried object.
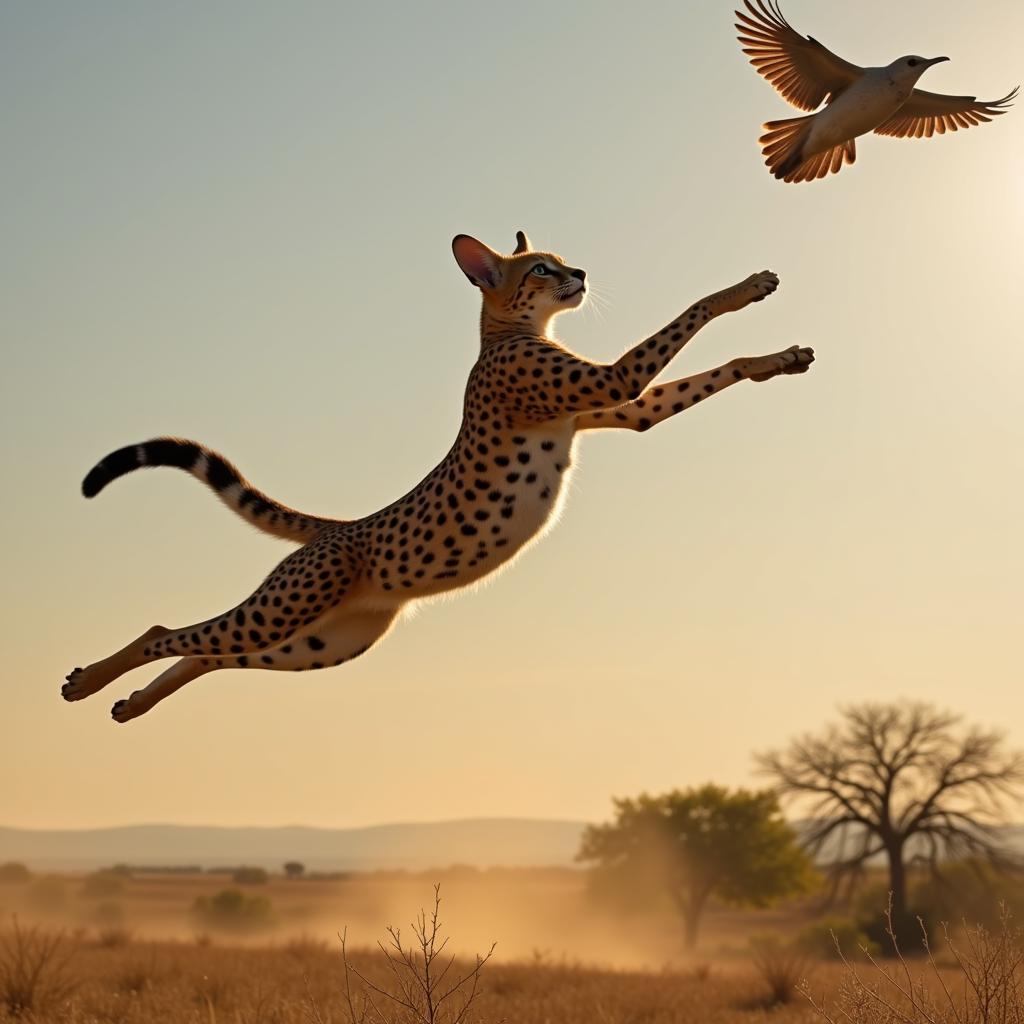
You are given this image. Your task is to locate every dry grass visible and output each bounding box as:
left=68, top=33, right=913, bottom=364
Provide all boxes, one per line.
left=5, top=875, right=1024, bottom=1024
left=0, top=931, right=833, bottom=1024
left=805, top=905, right=1024, bottom=1023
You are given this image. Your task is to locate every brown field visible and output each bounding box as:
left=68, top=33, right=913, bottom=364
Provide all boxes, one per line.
left=3, top=869, right=1013, bottom=1023
left=0, top=868, right=820, bottom=967
left=0, top=928, right=849, bottom=1024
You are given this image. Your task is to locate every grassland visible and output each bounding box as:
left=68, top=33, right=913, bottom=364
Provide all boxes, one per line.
left=2, top=869, right=1019, bottom=1023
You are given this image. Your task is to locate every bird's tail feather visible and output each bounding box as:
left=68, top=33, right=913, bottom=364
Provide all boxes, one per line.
left=759, top=117, right=856, bottom=183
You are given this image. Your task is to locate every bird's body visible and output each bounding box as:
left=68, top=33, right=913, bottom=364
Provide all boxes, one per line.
left=736, top=1, right=1017, bottom=183
left=808, top=69, right=913, bottom=153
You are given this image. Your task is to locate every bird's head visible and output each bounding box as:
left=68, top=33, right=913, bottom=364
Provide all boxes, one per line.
left=888, top=55, right=949, bottom=87
left=452, top=231, right=588, bottom=335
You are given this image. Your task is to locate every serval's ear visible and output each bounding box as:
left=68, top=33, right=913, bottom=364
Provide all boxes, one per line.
left=452, top=235, right=503, bottom=290
left=513, top=230, right=532, bottom=254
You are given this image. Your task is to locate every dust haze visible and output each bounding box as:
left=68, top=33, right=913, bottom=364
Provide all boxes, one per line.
left=0, top=866, right=778, bottom=969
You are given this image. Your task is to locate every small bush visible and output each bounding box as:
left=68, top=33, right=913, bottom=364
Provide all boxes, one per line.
left=91, top=900, right=125, bottom=927
left=861, top=905, right=933, bottom=954
left=193, top=889, right=273, bottom=932
left=231, top=866, right=268, bottom=885
left=95, top=926, right=133, bottom=949
left=27, top=878, right=68, bottom=914
left=796, top=916, right=880, bottom=959
left=689, top=962, right=713, bottom=982
left=0, top=919, right=77, bottom=1015
left=308, top=884, right=493, bottom=1024
left=80, top=871, right=124, bottom=900
left=806, top=904, right=1024, bottom=1023
left=750, top=936, right=811, bottom=1006
left=0, top=864, right=31, bottom=885
left=852, top=882, right=936, bottom=954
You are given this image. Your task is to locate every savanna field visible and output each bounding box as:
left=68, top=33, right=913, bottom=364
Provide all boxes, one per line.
left=4, top=868, right=1024, bottom=1023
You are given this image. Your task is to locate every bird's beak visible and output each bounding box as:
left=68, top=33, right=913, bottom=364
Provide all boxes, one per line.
left=926, top=56, right=950, bottom=66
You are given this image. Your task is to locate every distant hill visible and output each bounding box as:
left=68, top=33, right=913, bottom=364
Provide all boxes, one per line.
left=0, top=819, right=587, bottom=872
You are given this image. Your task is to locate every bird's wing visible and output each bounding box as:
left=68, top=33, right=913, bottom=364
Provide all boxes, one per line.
left=735, top=0, right=863, bottom=112
left=874, top=86, right=1019, bottom=138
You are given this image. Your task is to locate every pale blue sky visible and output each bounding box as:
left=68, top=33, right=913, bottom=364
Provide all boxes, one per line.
left=2, top=1, right=1022, bottom=829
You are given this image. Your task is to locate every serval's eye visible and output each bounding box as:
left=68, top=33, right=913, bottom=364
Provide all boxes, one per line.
left=907, top=58, right=919, bottom=67
left=531, top=265, right=549, bottom=276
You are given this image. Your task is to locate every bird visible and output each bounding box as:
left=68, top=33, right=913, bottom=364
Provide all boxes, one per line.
left=735, top=0, right=1018, bottom=183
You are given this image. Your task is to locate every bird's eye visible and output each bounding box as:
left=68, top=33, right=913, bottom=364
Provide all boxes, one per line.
left=532, top=265, right=549, bottom=276
left=907, top=58, right=919, bottom=67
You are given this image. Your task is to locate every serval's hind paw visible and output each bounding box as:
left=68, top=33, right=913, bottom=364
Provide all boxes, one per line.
left=62, top=666, right=102, bottom=702
left=111, top=696, right=138, bottom=724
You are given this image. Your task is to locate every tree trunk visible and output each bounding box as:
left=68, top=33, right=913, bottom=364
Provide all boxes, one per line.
left=679, top=886, right=709, bottom=950
left=683, top=906, right=700, bottom=950
left=886, top=842, right=907, bottom=921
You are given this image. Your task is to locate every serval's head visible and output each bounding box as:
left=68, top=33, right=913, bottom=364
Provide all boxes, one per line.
left=453, top=231, right=587, bottom=335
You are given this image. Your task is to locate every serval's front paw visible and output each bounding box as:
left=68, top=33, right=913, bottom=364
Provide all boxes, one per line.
left=716, top=271, right=780, bottom=314
left=747, top=345, right=815, bottom=382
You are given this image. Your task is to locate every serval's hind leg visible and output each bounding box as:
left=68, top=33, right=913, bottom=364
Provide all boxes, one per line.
left=109, top=604, right=400, bottom=723
left=110, top=657, right=215, bottom=723
left=62, top=530, right=363, bottom=705
left=62, top=624, right=168, bottom=703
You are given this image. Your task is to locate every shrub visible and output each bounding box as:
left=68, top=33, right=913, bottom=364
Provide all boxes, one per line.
left=308, top=885, right=494, bottom=1024
left=95, top=926, right=133, bottom=949
left=796, top=916, right=880, bottom=959
left=193, top=889, right=273, bottom=931
left=27, top=878, right=68, bottom=914
left=853, top=881, right=935, bottom=953
left=91, top=900, right=125, bottom=927
left=806, top=904, right=1024, bottom=1023
left=231, top=866, right=268, bottom=885
left=914, top=859, right=1024, bottom=929
left=0, top=864, right=31, bottom=885
left=80, top=871, right=124, bottom=900
left=749, top=936, right=811, bottom=1006
left=283, top=861, right=305, bottom=879
left=0, top=919, right=77, bottom=1015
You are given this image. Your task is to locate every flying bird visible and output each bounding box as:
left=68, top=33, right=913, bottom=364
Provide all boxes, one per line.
left=735, top=0, right=1017, bottom=183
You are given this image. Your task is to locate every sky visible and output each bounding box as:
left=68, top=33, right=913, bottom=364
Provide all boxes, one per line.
left=2, top=1, right=1022, bottom=832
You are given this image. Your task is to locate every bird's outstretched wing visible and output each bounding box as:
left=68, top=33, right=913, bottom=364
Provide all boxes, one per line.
left=735, top=0, right=862, bottom=111
left=874, top=87, right=1018, bottom=138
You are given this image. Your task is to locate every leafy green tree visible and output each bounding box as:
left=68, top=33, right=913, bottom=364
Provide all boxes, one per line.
left=577, top=784, right=813, bottom=949
left=283, top=861, right=305, bottom=879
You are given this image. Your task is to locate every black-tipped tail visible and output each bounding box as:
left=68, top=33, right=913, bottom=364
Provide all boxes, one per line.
left=81, top=437, right=341, bottom=542
left=83, top=440, right=201, bottom=498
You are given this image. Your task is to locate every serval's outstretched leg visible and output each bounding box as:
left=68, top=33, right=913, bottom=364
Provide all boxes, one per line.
left=62, top=532, right=363, bottom=703
left=574, top=346, right=815, bottom=433
left=109, top=606, right=400, bottom=723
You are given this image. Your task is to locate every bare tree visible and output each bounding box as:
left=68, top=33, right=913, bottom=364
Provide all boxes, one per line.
left=758, top=702, right=1024, bottom=927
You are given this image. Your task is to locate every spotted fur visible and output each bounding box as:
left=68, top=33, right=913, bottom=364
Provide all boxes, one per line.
left=62, top=230, right=814, bottom=722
